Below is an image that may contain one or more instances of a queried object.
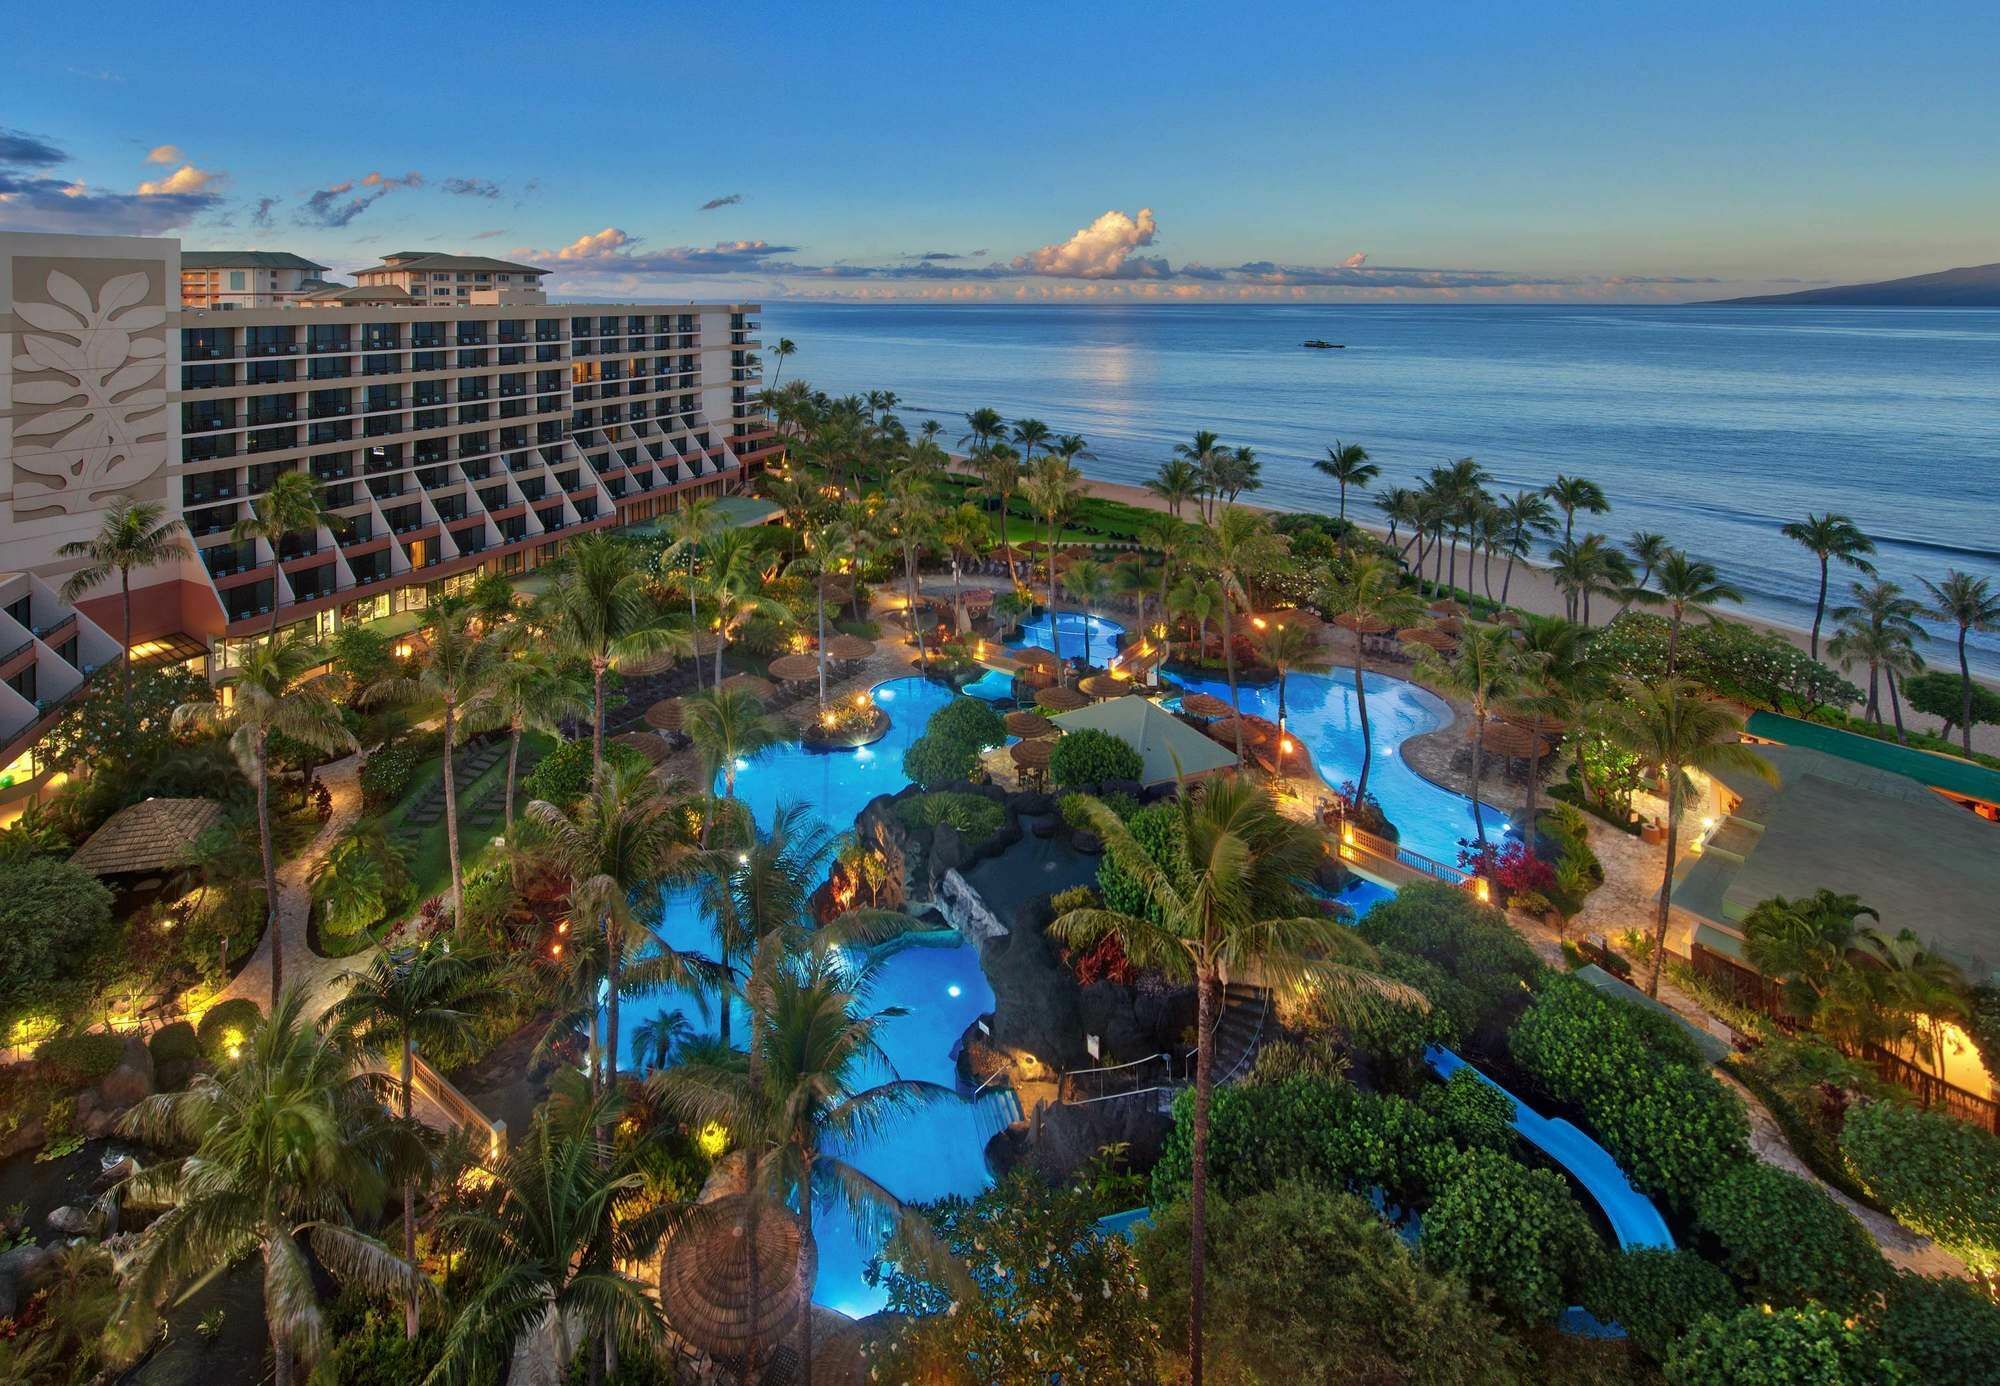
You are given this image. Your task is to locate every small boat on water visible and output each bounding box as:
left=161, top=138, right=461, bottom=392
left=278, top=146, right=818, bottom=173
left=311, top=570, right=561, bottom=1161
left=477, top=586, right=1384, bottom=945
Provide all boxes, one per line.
left=1302, top=339, right=1346, bottom=349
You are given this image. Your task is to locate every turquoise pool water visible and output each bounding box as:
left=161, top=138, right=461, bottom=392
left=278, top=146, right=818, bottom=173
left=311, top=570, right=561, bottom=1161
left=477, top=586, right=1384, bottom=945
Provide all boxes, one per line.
left=613, top=674, right=1019, bottom=1317
left=1173, top=669, right=1511, bottom=865
left=1011, top=610, right=1125, bottom=665
left=960, top=667, right=1017, bottom=703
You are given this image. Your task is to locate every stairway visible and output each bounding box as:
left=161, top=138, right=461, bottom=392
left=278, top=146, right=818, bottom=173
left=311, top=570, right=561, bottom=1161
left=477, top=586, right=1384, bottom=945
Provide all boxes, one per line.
left=1209, top=982, right=1271, bottom=1084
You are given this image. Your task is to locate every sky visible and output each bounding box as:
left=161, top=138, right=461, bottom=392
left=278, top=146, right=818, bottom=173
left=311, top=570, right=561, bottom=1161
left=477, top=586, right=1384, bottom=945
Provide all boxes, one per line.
left=5, top=0, right=1997, bottom=303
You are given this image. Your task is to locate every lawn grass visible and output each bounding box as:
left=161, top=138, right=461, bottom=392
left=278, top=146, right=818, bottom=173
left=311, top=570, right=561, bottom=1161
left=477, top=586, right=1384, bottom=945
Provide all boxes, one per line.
left=379, top=732, right=555, bottom=907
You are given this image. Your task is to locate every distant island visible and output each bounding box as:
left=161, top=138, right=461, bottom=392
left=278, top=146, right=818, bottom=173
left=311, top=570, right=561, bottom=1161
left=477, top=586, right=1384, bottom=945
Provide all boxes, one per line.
left=1707, top=261, right=2000, bottom=307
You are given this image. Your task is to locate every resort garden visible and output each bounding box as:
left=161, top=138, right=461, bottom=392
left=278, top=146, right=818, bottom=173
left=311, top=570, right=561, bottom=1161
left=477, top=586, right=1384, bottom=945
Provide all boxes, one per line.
left=1, top=379, right=1999, bottom=1383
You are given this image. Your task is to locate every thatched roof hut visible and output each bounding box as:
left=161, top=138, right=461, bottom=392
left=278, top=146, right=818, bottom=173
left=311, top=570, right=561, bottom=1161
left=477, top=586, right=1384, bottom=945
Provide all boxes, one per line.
left=70, top=797, right=225, bottom=878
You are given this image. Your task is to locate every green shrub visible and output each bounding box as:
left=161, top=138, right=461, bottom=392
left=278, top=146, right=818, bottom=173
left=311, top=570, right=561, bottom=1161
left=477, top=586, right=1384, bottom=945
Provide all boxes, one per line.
left=0, top=857, right=116, bottom=1024
left=1358, top=881, right=1543, bottom=1039
left=196, top=997, right=263, bottom=1062
left=901, top=699, right=1005, bottom=791
left=148, top=1020, right=199, bottom=1067
left=1334, top=948, right=1462, bottom=1094
left=1581, top=1247, right=1739, bottom=1363
left=1047, top=884, right=1098, bottom=916
left=1840, top=1099, right=2000, bottom=1277
left=1426, top=1065, right=1515, bottom=1151
left=1048, top=728, right=1143, bottom=788
left=1419, top=1147, right=1601, bottom=1323
left=1694, top=1162, right=1888, bottom=1311
left=1095, top=801, right=1190, bottom=927
left=521, top=737, right=647, bottom=808
left=1508, top=972, right=1749, bottom=1204
left=1665, top=1305, right=1885, bottom=1385
left=1057, top=790, right=1136, bottom=831
left=359, top=737, right=426, bottom=809
left=1877, top=1269, right=2000, bottom=1382
left=894, top=792, right=1005, bottom=841
left=35, top=1032, right=127, bottom=1085
left=927, top=696, right=1007, bottom=750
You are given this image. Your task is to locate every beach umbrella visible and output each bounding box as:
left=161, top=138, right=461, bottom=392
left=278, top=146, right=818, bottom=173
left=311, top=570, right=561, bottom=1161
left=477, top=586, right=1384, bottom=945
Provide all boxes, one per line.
left=1209, top=717, right=1269, bottom=746
left=1331, top=612, right=1390, bottom=635
left=1427, top=599, right=1467, bottom=617
left=611, top=731, right=669, bottom=766
left=619, top=649, right=678, bottom=678
left=690, top=629, right=724, bottom=657
left=1035, top=685, right=1088, bottom=713
left=1399, top=628, right=1457, bottom=652
left=1013, top=646, right=1060, bottom=671
left=1479, top=721, right=1550, bottom=760
left=1434, top=615, right=1465, bottom=636
left=1078, top=674, right=1126, bottom=700
left=1179, top=691, right=1235, bottom=720
left=643, top=697, right=685, bottom=732
left=1492, top=610, right=1523, bottom=628
left=1004, top=710, right=1057, bottom=739
left=826, top=633, right=876, bottom=661
left=767, top=652, right=822, bottom=683
left=657, top=1195, right=814, bottom=1361
left=1010, top=739, right=1054, bottom=771
left=719, top=673, right=776, bottom=701
left=1502, top=712, right=1568, bottom=739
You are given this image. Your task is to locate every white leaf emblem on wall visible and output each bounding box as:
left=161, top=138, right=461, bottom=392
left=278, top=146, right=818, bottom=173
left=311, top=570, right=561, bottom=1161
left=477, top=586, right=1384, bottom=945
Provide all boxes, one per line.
left=11, top=268, right=169, bottom=511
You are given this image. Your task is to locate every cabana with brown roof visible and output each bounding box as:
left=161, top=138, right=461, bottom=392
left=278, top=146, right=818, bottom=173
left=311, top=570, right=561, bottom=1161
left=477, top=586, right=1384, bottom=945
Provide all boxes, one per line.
left=1399, top=628, right=1458, bottom=653
left=719, top=674, right=776, bottom=701
left=657, top=1195, right=815, bottom=1365
left=644, top=697, right=686, bottom=732
left=1179, top=691, right=1235, bottom=720
left=767, top=653, right=822, bottom=683
left=826, top=633, right=876, bottom=662
left=1035, top=685, right=1089, bottom=713
left=1078, top=674, right=1126, bottom=700
left=1004, top=710, right=1058, bottom=739
left=70, top=798, right=226, bottom=880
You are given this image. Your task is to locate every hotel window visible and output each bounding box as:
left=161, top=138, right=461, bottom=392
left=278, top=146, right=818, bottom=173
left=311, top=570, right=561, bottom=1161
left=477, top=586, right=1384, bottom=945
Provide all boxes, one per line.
left=229, top=271, right=246, bottom=291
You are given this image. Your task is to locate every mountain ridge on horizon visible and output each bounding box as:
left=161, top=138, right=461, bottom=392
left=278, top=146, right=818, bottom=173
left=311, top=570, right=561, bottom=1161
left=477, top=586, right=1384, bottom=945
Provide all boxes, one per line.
left=1705, top=261, right=2000, bottom=307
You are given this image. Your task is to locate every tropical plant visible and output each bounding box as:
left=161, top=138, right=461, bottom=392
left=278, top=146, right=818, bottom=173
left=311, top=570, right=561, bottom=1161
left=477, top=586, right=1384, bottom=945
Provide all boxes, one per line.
left=1505, top=612, right=1598, bottom=831
left=1061, top=557, right=1113, bottom=667
left=884, top=471, right=941, bottom=666
left=1580, top=1247, right=1738, bottom=1364
left=1023, top=455, right=1086, bottom=665
left=1543, top=473, right=1610, bottom=548
left=1637, top=549, right=1744, bottom=675
left=971, top=441, right=1024, bottom=586
left=1421, top=1147, right=1600, bottom=1323
left=1253, top=614, right=1328, bottom=727
left=482, top=645, right=588, bottom=834
left=1666, top=1304, right=1883, bottom=1385
left=1311, top=555, right=1421, bottom=805
left=540, top=533, right=687, bottom=771
left=309, top=821, right=413, bottom=939
left=683, top=686, right=784, bottom=803
left=1547, top=532, right=1634, bottom=625
left=1413, top=623, right=1518, bottom=849
left=1048, top=726, right=1145, bottom=788
left=174, top=633, right=356, bottom=1007
left=1490, top=490, right=1557, bottom=605
left=1780, top=512, right=1878, bottom=660
left=55, top=495, right=190, bottom=717
left=1312, top=441, right=1377, bottom=548
left=699, top=526, right=788, bottom=686
left=659, top=496, right=724, bottom=680
left=1147, top=457, right=1202, bottom=521
left=1919, top=570, right=2000, bottom=754
left=1841, top=1097, right=2000, bottom=1277
left=1827, top=579, right=1926, bottom=739
left=1620, top=529, right=1674, bottom=614
left=1197, top=505, right=1287, bottom=762
left=232, top=469, right=329, bottom=637
left=1694, top=1160, right=1890, bottom=1312
left=766, top=335, right=797, bottom=389
left=935, top=502, right=987, bottom=637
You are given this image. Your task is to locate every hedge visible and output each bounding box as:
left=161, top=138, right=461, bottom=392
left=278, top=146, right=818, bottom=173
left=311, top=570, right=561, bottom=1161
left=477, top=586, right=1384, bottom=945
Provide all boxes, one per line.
left=148, top=1020, right=200, bottom=1067
left=1095, top=801, right=1191, bottom=928
left=894, top=792, right=1005, bottom=842
left=1693, top=1162, right=1890, bottom=1312
left=1419, top=1146, right=1600, bottom=1323
left=902, top=699, right=1006, bottom=790
left=1357, top=881, right=1544, bottom=1039
left=1840, top=1099, right=2000, bottom=1277
left=1877, top=1269, right=2000, bottom=1382
left=196, top=997, right=263, bottom=1061
left=359, top=737, right=429, bottom=810
left=1665, top=1305, right=1885, bottom=1386
left=36, top=1032, right=127, bottom=1085
left=1048, top=728, right=1143, bottom=789
left=521, top=737, right=649, bottom=808
left=1581, top=1248, right=1739, bottom=1364
left=0, top=857, right=116, bottom=1021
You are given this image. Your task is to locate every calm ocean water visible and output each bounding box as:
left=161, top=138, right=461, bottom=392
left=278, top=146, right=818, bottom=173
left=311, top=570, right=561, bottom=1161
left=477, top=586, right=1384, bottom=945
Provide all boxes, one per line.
left=758, top=303, right=2000, bottom=677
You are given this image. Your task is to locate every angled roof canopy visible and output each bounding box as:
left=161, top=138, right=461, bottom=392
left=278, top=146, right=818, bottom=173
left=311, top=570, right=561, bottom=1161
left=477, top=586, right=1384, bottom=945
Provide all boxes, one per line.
left=181, top=250, right=330, bottom=272
left=70, top=797, right=226, bottom=877
left=1053, top=694, right=1239, bottom=784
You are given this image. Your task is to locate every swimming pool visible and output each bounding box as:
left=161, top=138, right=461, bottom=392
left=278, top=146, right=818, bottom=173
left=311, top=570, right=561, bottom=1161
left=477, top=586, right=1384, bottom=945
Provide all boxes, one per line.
left=1011, top=610, right=1125, bottom=666
left=1173, top=669, right=1511, bottom=865
left=959, top=667, right=1017, bottom=703
left=613, top=674, right=1019, bottom=1316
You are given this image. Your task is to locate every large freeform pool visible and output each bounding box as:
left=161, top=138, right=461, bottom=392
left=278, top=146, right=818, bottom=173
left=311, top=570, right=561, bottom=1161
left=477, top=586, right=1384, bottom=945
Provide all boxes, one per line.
left=1012, top=610, right=1125, bottom=665
left=1174, top=669, right=1512, bottom=866
left=614, top=675, right=1018, bottom=1317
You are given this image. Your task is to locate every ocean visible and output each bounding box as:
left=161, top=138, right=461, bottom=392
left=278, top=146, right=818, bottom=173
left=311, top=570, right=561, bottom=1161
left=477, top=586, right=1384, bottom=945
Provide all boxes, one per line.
left=756, top=302, right=2000, bottom=677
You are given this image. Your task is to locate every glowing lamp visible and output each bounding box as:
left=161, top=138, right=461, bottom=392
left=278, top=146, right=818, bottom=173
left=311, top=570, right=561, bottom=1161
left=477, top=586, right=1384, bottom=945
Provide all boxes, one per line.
left=947, top=984, right=962, bottom=998
left=854, top=692, right=869, bottom=708
left=550, top=942, right=563, bottom=958
left=1281, top=737, right=1295, bottom=754
left=1252, top=617, right=1267, bottom=630
left=696, top=1121, right=729, bottom=1158
left=1472, top=878, right=1492, bottom=904
left=1341, top=822, right=1356, bottom=846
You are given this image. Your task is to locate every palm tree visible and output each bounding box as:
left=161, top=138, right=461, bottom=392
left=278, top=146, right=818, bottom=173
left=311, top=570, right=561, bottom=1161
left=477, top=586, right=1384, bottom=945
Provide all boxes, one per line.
left=1861, top=928, right=1969, bottom=1077
left=1549, top=533, right=1636, bottom=626
left=1919, top=571, right=2000, bottom=754
left=428, top=1082, right=674, bottom=1385
left=969, top=443, right=1024, bottom=586
left=1316, top=554, right=1423, bottom=804
left=1375, top=486, right=1420, bottom=555
left=1211, top=446, right=1262, bottom=505
left=661, top=496, right=725, bottom=666
left=365, top=599, right=502, bottom=913
left=175, top=634, right=356, bottom=1008
left=1050, top=777, right=1408, bottom=1386
left=1743, top=889, right=1878, bottom=1018
left=329, top=941, right=483, bottom=1339
left=683, top=686, right=784, bottom=803
left=1544, top=473, right=1610, bottom=548
left=1504, top=614, right=1598, bottom=833
left=1168, top=575, right=1223, bottom=663
left=884, top=472, right=941, bottom=667
left=1110, top=558, right=1157, bottom=649
left=1428, top=458, right=1492, bottom=595
left=630, top=1010, right=694, bottom=1072
left=936, top=503, right=987, bottom=635
left=1313, top=441, right=1378, bottom=550
left=484, top=646, right=588, bottom=835
left=701, top=527, right=788, bottom=690
left=1619, top=530, right=1673, bottom=615
left=1173, top=430, right=1229, bottom=523
left=1147, top=457, right=1202, bottom=521
left=542, top=533, right=686, bottom=772
left=1780, top=513, right=1877, bottom=660
left=1062, top=558, right=1113, bottom=668
left=1253, top=617, right=1326, bottom=729
left=957, top=406, right=1007, bottom=456
left=1199, top=506, right=1287, bottom=762
left=694, top=799, right=830, bottom=1048
left=1828, top=580, right=1925, bottom=740
left=231, top=469, right=329, bottom=638
left=1602, top=678, right=1776, bottom=995
left=1023, top=455, right=1086, bottom=665
left=1637, top=549, right=1743, bottom=675
left=1051, top=432, right=1096, bottom=468
left=1010, top=417, right=1053, bottom=469
left=1413, top=624, right=1519, bottom=850
left=56, top=496, right=190, bottom=712
left=111, top=989, right=426, bottom=1386
left=766, top=336, right=798, bottom=390
left=529, top=758, right=702, bottom=1104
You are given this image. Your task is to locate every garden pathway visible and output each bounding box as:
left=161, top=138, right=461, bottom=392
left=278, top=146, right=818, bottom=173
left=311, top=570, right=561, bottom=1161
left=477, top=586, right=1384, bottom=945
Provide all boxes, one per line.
left=212, top=751, right=369, bottom=1019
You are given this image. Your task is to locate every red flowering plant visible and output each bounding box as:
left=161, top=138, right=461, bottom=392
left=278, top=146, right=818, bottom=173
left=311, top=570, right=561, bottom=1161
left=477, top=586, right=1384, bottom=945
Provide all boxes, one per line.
left=1457, top=838, right=1558, bottom=910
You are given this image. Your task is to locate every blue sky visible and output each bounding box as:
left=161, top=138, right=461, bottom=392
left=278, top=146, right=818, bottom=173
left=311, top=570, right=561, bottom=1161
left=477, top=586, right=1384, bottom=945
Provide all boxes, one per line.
left=6, top=0, right=1996, bottom=301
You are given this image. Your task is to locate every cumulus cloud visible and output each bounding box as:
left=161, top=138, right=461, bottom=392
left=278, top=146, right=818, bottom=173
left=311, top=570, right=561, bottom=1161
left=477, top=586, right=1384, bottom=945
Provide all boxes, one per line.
left=443, top=176, right=500, bottom=198
left=145, top=144, right=183, bottom=165
left=699, top=193, right=742, bottom=211
left=137, top=162, right=221, bottom=196
left=296, top=170, right=423, bottom=228
left=515, top=227, right=800, bottom=276
left=1012, top=207, right=1163, bottom=279
left=1341, top=251, right=1367, bottom=268
left=0, top=130, right=222, bottom=233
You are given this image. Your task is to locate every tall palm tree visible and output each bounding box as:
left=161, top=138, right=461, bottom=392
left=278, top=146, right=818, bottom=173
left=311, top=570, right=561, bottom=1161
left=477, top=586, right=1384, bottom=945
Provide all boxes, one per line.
left=1316, top=554, right=1423, bottom=804
left=1051, top=432, right=1096, bottom=467
left=1619, top=530, right=1673, bottom=615
left=1313, top=441, right=1378, bottom=550
left=1375, top=486, right=1420, bottom=555
left=1174, top=430, right=1229, bottom=522
left=1428, top=458, right=1492, bottom=595
left=957, top=406, right=1007, bottom=456
left=1638, top=549, right=1743, bottom=675
left=660, top=496, right=724, bottom=664
left=971, top=442, right=1024, bottom=586
left=1742, top=889, right=1878, bottom=1018
left=365, top=599, right=502, bottom=913
left=1168, top=574, right=1223, bottom=663
left=1199, top=506, right=1287, bottom=761
left=329, top=940, right=483, bottom=1339
left=766, top=336, right=798, bottom=390
left=1023, top=455, right=1086, bottom=665
left=542, top=533, right=687, bottom=773
left=701, top=527, right=787, bottom=690
left=683, top=686, right=784, bottom=803
left=1828, top=579, right=1925, bottom=740
left=1062, top=558, right=1113, bottom=668
left=1504, top=614, right=1598, bottom=834
left=1254, top=617, right=1326, bottom=730
left=1050, top=777, right=1409, bottom=1386
left=1110, top=557, right=1157, bottom=651
left=1861, top=927, right=1969, bottom=1076
left=484, top=646, right=589, bottom=835
left=1211, top=446, right=1262, bottom=505
left=1544, top=473, right=1610, bottom=549
left=1010, top=417, right=1053, bottom=469
left=936, top=503, right=987, bottom=635
left=1147, top=457, right=1202, bottom=521
left=111, top=989, right=426, bottom=1386
left=1413, top=623, right=1519, bottom=850
left=1602, top=678, right=1776, bottom=995
left=630, top=1009, right=695, bottom=1073
left=884, top=472, right=941, bottom=667
left=1549, top=533, right=1636, bottom=626
left=428, top=1081, right=675, bottom=1385
left=232, top=469, right=329, bottom=639
left=1780, top=513, right=1877, bottom=660
left=694, top=799, right=832, bottom=1048
left=1919, top=570, right=2000, bottom=754
left=529, top=758, right=703, bottom=1104
left=56, top=496, right=190, bottom=711
left=175, top=634, right=356, bottom=1008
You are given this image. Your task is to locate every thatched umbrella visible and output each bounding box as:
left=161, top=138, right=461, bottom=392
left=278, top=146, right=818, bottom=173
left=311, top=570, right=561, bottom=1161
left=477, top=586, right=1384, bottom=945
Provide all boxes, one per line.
left=767, top=653, right=822, bottom=683
left=1009, top=738, right=1053, bottom=776
left=1434, top=615, right=1465, bottom=637
left=1399, top=628, right=1457, bottom=653
left=1013, top=646, right=1060, bottom=671
left=657, top=1195, right=815, bottom=1363
left=1078, top=674, right=1126, bottom=700
left=611, top=731, right=668, bottom=766
left=720, top=673, right=776, bottom=701
left=960, top=589, right=997, bottom=610
left=1427, top=599, right=1467, bottom=617
left=826, top=633, right=876, bottom=662
left=1179, top=691, right=1235, bottom=720
left=1492, top=609, right=1523, bottom=628
left=1015, top=667, right=1055, bottom=691
left=690, top=629, right=724, bottom=658
left=1035, top=685, right=1088, bottom=713
left=1503, top=712, right=1568, bottom=739
left=1479, top=720, right=1549, bottom=761
left=1209, top=717, right=1269, bottom=747
left=1331, top=612, right=1390, bottom=635
left=643, top=697, right=686, bottom=733
left=1004, top=709, right=1057, bottom=739
left=619, top=650, right=678, bottom=678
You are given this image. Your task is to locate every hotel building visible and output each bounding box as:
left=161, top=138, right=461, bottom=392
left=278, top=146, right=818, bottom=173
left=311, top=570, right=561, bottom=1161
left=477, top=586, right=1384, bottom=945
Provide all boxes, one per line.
left=0, top=230, right=776, bottom=812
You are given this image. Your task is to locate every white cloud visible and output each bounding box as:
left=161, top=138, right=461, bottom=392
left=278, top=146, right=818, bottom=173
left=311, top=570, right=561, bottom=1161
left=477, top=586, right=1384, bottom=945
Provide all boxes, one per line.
left=145, top=144, right=183, bottom=165
left=539, top=226, right=635, bottom=260
left=137, top=162, right=220, bottom=196
left=1342, top=251, right=1367, bottom=267
left=1012, top=207, right=1163, bottom=279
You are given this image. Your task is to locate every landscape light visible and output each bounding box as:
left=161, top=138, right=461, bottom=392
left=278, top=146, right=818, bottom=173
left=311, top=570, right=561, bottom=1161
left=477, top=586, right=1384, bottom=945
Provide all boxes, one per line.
left=948, top=984, right=962, bottom=998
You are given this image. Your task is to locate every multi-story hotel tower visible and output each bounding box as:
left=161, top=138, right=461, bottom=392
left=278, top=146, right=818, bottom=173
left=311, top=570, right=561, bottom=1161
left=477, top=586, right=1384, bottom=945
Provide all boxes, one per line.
left=0, top=230, right=776, bottom=813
